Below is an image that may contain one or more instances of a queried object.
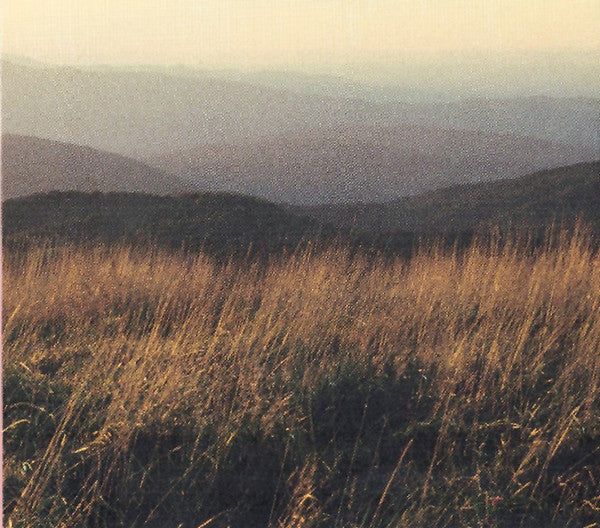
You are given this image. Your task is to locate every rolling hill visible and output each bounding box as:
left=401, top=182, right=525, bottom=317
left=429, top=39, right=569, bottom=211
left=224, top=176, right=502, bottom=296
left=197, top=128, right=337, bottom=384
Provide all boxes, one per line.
left=1, top=191, right=333, bottom=257
left=5, top=162, right=597, bottom=261
left=1, top=134, right=188, bottom=200
left=299, top=161, right=600, bottom=233
left=220, top=50, right=600, bottom=103
left=148, top=125, right=596, bottom=204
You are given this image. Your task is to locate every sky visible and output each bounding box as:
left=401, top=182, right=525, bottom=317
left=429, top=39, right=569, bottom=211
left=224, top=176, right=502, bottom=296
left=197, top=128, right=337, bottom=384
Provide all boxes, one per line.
left=3, top=0, right=600, bottom=69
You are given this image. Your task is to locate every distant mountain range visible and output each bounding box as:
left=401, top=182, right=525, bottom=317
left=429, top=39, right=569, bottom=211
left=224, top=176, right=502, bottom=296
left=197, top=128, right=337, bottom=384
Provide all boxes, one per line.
left=1, top=134, right=188, bottom=200
left=3, top=59, right=598, bottom=157
left=103, top=50, right=600, bottom=104
left=1, top=60, right=400, bottom=157
left=4, top=59, right=597, bottom=205
left=205, top=69, right=600, bottom=147
left=298, top=161, right=600, bottom=233
left=403, top=97, right=599, bottom=149
left=5, top=128, right=593, bottom=205
left=148, top=125, right=595, bottom=204
left=2, top=58, right=598, bottom=217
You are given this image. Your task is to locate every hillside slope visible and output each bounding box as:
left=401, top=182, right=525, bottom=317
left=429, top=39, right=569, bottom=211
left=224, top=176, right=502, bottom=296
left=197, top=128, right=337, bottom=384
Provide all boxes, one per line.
left=1, top=134, right=188, bottom=200
left=300, top=161, right=600, bottom=232
left=2, top=191, right=329, bottom=257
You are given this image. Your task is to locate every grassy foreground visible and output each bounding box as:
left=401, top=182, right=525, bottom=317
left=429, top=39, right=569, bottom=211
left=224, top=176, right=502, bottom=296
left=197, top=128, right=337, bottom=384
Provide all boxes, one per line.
left=3, top=231, right=600, bottom=527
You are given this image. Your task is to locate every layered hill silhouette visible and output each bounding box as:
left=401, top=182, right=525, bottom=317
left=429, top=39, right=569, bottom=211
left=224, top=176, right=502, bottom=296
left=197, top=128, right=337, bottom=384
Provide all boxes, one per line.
left=210, top=69, right=600, bottom=147
left=5, top=124, right=592, bottom=207
left=149, top=125, right=595, bottom=204
left=1, top=134, right=189, bottom=200
left=217, top=50, right=600, bottom=105
left=3, top=59, right=598, bottom=159
left=299, top=161, right=600, bottom=233
left=409, top=96, right=599, bottom=149
left=4, top=162, right=598, bottom=260
left=2, top=60, right=398, bottom=157
left=4, top=59, right=597, bottom=206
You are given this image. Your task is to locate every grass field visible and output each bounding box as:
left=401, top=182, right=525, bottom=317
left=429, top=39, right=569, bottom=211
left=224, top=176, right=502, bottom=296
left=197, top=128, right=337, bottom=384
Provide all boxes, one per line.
left=3, top=229, right=600, bottom=527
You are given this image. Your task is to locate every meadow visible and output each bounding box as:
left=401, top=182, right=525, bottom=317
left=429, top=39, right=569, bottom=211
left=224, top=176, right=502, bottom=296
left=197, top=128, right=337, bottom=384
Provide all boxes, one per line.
left=3, top=229, right=600, bottom=527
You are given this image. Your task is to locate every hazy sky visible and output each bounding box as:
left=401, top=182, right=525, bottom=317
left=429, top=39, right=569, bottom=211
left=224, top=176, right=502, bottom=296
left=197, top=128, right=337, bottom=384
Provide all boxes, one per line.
left=3, top=0, right=599, bottom=68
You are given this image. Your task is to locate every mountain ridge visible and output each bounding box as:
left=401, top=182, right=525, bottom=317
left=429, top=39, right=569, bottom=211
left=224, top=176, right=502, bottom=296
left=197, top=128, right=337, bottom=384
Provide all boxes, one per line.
left=297, top=161, right=600, bottom=232
left=1, top=134, right=189, bottom=200
left=3, top=59, right=598, bottom=160
left=148, top=125, right=597, bottom=204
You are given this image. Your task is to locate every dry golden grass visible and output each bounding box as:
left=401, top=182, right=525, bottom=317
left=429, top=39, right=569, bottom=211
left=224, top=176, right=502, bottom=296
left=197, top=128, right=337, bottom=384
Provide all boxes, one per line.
left=3, top=230, right=600, bottom=527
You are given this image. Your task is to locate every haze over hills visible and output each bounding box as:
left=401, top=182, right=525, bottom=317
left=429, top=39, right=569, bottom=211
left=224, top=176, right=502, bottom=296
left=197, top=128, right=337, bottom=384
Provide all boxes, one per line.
left=1, top=134, right=188, bottom=200
left=329, top=50, right=600, bottom=102
left=208, top=61, right=599, bottom=149
left=148, top=125, right=596, bottom=204
left=158, top=49, right=600, bottom=103
left=3, top=58, right=599, bottom=159
left=400, top=96, right=600, bottom=148
left=1, top=60, right=399, bottom=157
left=203, top=67, right=600, bottom=148
left=2, top=57, right=598, bottom=211
left=299, top=161, right=600, bottom=233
